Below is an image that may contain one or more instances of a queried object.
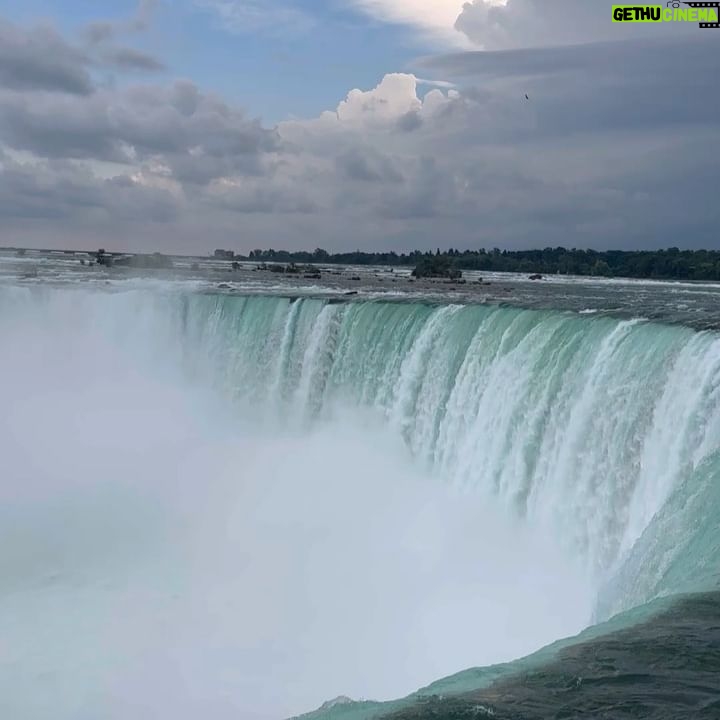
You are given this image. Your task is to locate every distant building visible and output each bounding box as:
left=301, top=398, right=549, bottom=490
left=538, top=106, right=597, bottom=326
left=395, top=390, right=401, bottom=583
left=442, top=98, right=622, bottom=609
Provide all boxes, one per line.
left=214, top=249, right=235, bottom=259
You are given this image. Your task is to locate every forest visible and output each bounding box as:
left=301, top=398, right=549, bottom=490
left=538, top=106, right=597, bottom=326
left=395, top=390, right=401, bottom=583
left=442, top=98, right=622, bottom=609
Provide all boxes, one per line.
left=238, top=247, right=720, bottom=281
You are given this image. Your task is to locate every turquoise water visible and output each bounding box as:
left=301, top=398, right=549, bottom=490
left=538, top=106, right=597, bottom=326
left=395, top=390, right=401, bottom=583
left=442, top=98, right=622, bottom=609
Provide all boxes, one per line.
left=174, top=292, right=720, bottom=611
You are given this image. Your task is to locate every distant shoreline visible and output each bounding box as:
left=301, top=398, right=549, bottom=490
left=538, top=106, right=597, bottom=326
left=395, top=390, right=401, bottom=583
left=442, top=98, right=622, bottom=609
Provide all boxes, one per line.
left=3, top=245, right=720, bottom=282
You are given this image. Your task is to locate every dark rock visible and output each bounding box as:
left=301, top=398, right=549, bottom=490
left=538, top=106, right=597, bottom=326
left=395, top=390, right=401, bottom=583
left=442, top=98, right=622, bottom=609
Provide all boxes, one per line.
left=412, top=256, right=462, bottom=280
left=344, top=291, right=358, bottom=296
left=217, top=283, right=231, bottom=289
left=529, top=274, right=543, bottom=280
left=382, top=593, right=720, bottom=720
left=95, top=248, right=112, bottom=266
left=113, top=252, right=173, bottom=269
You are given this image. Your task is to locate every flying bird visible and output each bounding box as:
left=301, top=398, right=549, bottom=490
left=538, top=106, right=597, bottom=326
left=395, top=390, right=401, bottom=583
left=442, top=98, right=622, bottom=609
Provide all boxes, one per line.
left=525, top=93, right=529, bottom=100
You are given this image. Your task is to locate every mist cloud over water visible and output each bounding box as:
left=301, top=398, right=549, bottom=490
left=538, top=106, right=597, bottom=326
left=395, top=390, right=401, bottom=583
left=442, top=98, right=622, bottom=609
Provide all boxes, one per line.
left=0, top=287, right=592, bottom=720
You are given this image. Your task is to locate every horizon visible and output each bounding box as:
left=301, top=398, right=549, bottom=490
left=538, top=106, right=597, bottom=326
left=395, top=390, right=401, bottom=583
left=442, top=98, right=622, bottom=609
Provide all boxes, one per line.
left=6, top=244, right=720, bottom=258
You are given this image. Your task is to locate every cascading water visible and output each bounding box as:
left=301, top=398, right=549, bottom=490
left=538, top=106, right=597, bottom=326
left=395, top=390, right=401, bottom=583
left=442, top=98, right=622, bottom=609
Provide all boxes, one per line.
left=180, top=291, right=720, bottom=597
left=2, top=284, right=719, bottom=720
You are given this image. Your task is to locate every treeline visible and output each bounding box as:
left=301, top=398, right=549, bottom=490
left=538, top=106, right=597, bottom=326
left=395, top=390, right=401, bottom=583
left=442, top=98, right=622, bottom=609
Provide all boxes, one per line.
left=239, top=247, right=720, bottom=280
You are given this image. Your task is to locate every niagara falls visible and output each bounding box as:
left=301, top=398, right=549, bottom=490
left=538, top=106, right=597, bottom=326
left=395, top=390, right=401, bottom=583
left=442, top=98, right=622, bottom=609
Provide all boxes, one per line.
left=2, top=0, right=720, bottom=717
left=2, top=252, right=720, bottom=719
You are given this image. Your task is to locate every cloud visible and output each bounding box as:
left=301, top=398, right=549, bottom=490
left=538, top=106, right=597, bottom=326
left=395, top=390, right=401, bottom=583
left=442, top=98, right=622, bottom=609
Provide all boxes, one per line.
left=194, top=0, right=315, bottom=35
left=336, top=72, right=423, bottom=125
left=0, top=151, right=180, bottom=223
left=203, top=178, right=318, bottom=214
left=0, top=12, right=164, bottom=110
left=396, top=110, right=423, bottom=132
left=0, top=11, right=718, bottom=254
left=84, top=0, right=160, bottom=45
left=101, top=47, right=166, bottom=72
left=335, top=146, right=405, bottom=183
left=416, top=77, right=458, bottom=89
left=0, top=20, right=92, bottom=95
left=421, top=36, right=720, bottom=137
left=454, top=0, right=695, bottom=49
left=0, top=80, right=278, bottom=175
left=347, top=0, right=471, bottom=45
left=82, top=1, right=165, bottom=74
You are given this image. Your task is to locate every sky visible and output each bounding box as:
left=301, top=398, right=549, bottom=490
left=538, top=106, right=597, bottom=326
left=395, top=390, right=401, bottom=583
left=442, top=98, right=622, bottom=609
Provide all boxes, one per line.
left=0, top=0, right=718, bottom=254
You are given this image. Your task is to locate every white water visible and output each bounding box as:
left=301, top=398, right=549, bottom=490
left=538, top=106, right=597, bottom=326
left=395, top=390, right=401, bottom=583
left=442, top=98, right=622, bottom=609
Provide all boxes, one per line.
left=2, top=285, right=720, bottom=719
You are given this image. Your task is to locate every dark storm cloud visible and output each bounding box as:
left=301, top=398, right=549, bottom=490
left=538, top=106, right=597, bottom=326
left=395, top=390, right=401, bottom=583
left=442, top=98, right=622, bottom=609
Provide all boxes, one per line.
left=0, top=20, right=92, bottom=95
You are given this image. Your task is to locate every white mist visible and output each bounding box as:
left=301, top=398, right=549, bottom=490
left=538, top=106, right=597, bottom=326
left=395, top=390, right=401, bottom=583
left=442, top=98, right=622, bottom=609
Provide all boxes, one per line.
left=0, top=287, right=592, bottom=720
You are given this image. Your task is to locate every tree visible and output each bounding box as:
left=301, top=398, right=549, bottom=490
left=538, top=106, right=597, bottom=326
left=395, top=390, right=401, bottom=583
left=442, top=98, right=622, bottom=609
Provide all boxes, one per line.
left=592, top=260, right=612, bottom=277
